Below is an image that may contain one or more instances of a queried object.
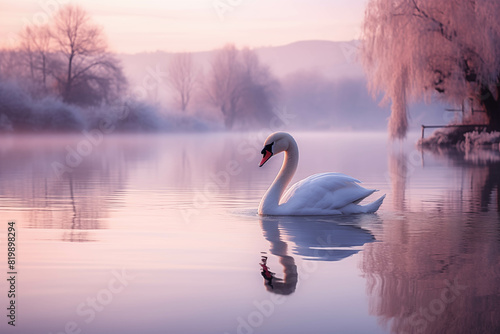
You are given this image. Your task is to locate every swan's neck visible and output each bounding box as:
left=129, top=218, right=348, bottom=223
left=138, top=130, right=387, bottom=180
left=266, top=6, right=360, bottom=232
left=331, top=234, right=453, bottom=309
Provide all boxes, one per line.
left=259, top=139, right=298, bottom=213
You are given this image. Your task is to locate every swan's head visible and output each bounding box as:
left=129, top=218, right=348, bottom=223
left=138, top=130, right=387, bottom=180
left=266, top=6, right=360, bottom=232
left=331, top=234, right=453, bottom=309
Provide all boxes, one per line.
left=259, top=132, right=293, bottom=167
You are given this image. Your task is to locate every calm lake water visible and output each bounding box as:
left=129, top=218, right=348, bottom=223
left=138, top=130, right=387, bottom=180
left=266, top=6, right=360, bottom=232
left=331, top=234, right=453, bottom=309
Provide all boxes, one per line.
left=0, top=132, right=499, bottom=334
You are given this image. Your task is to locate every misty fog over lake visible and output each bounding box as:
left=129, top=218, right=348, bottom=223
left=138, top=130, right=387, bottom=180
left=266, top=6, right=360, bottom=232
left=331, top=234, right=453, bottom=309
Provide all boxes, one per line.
left=1, top=132, right=499, bottom=334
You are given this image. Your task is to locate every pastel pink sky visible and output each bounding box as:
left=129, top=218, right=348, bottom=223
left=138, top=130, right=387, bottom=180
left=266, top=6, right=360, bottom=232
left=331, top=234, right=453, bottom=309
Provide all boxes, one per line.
left=0, top=0, right=367, bottom=53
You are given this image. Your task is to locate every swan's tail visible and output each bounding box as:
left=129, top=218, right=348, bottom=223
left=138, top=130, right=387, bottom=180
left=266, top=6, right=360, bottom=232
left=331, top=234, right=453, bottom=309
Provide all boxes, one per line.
left=361, top=194, right=386, bottom=213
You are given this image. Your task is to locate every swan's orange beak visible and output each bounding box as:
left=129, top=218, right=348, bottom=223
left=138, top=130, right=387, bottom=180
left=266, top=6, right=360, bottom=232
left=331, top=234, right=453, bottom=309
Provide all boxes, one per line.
left=259, top=150, right=273, bottom=167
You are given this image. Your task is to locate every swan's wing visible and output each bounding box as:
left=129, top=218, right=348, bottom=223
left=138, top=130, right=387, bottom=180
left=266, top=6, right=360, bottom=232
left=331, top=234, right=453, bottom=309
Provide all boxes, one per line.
left=281, top=173, right=377, bottom=212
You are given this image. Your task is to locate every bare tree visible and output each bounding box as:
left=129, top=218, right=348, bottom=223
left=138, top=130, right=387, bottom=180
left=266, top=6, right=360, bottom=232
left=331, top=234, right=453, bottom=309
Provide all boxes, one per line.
left=206, top=44, right=278, bottom=129
left=0, top=49, right=24, bottom=82
left=362, top=0, right=500, bottom=138
left=238, top=47, right=279, bottom=127
left=19, top=25, right=52, bottom=93
left=167, top=52, right=197, bottom=112
left=206, top=44, right=244, bottom=129
left=51, top=4, right=125, bottom=105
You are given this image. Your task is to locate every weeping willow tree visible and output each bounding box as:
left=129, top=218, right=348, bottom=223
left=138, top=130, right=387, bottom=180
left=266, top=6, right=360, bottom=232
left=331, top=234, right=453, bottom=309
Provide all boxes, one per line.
left=362, top=0, right=500, bottom=139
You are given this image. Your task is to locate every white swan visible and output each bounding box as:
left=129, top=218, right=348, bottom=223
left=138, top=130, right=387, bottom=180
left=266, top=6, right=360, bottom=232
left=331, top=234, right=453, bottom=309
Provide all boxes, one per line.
left=258, top=132, right=385, bottom=215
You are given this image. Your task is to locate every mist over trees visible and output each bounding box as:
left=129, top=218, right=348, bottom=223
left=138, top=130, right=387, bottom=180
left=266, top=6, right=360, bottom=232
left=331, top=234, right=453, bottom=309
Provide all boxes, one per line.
left=51, top=5, right=125, bottom=106
left=282, top=70, right=395, bottom=130
left=362, top=0, right=500, bottom=139
left=0, top=5, right=143, bottom=132
left=19, top=25, right=51, bottom=96
left=1, top=13, right=283, bottom=133
left=8, top=5, right=125, bottom=107
left=205, top=44, right=279, bottom=129
left=167, top=52, right=197, bottom=112
left=0, top=3, right=413, bottom=134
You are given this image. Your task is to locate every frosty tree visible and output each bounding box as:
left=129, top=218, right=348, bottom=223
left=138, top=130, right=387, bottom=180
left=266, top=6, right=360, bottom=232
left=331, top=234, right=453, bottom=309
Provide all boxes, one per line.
left=206, top=44, right=278, bottom=129
left=362, top=0, right=500, bottom=138
left=167, top=52, right=197, bottom=112
left=51, top=5, right=125, bottom=105
left=20, top=25, right=52, bottom=94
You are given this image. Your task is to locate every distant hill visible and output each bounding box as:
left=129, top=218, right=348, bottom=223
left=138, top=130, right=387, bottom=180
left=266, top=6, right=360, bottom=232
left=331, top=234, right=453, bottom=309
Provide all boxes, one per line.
left=255, top=40, right=364, bottom=79
left=117, top=40, right=450, bottom=132
left=117, top=40, right=364, bottom=84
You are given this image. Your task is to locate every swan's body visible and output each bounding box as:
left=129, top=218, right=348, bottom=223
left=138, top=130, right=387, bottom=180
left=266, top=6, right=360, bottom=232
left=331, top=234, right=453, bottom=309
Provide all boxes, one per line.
left=258, top=132, right=385, bottom=216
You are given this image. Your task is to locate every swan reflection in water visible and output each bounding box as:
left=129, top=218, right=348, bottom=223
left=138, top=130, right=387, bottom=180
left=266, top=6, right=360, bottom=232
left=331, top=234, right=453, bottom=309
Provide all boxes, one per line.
left=259, top=214, right=381, bottom=294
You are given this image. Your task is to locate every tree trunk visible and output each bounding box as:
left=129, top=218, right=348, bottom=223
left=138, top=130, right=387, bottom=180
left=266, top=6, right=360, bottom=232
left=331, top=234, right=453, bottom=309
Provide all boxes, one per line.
left=64, top=53, right=74, bottom=102
left=221, top=106, right=235, bottom=129
left=42, top=54, right=46, bottom=91
left=29, top=53, right=35, bottom=81
left=224, top=111, right=235, bottom=129
left=181, top=93, right=187, bottom=112
left=480, top=87, right=500, bottom=131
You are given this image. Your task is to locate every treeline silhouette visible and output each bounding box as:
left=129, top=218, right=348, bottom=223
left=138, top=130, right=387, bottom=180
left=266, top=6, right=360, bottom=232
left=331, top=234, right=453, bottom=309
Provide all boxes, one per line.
left=0, top=5, right=176, bottom=132
left=0, top=4, right=282, bottom=132
left=0, top=4, right=396, bottom=133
